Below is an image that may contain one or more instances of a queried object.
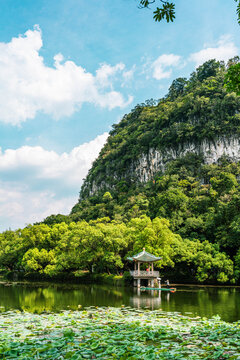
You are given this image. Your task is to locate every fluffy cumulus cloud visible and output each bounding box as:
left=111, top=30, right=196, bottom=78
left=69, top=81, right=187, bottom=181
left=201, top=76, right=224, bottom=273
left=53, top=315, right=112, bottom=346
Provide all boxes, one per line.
left=0, top=133, right=108, bottom=230
left=152, top=54, right=181, bottom=80
left=0, top=26, right=133, bottom=125
left=0, top=184, right=76, bottom=230
left=96, top=63, right=126, bottom=87
left=189, top=35, right=238, bottom=66
left=149, top=36, right=238, bottom=82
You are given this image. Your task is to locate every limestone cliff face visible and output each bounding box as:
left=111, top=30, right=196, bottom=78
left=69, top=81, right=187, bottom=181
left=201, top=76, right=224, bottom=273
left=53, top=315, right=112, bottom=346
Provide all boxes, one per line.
left=133, top=136, right=240, bottom=183
left=84, top=136, right=240, bottom=197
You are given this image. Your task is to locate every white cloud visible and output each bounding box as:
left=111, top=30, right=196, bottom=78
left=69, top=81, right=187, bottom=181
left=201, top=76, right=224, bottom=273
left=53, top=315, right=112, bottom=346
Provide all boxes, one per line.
left=0, top=184, right=77, bottom=230
left=0, top=26, right=132, bottom=125
left=0, top=132, right=108, bottom=230
left=123, top=68, right=135, bottom=82
left=148, top=36, right=238, bottom=83
left=189, top=35, right=238, bottom=66
left=152, top=54, right=181, bottom=80
left=121, top=65, right=136, bottom=87
left=96, top=63, right=125, bottom=87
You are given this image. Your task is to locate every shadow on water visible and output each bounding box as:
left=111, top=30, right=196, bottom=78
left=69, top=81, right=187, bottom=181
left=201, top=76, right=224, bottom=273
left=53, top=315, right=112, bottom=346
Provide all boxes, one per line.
left=0, top=282, right=239, bottom=322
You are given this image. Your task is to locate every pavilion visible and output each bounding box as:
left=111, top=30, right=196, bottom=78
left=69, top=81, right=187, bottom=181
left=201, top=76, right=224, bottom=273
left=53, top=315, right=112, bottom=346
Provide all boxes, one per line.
left=127, top=248, right=161, bottom=288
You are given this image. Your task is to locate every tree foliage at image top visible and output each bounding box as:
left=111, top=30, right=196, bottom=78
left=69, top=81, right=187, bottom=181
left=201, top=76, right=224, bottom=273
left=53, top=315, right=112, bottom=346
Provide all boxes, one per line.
left=138, top=0, right=240, bottom=24
left=236, top=0, right=240, bottom=24
left=139, top=0, right=175, bottom=23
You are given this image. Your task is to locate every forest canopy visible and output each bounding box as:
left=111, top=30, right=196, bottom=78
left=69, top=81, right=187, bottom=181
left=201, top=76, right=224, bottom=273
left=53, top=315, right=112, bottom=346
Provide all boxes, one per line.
left=0, top=215, right=235, bottom=284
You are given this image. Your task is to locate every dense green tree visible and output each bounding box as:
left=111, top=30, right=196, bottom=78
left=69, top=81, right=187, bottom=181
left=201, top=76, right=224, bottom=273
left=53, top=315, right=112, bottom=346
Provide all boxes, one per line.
left=0, top=215, right=235, bottom=283
left=210, top=172, right=238, bottom=194
left=41, top=214, right=71, bottom=226
left=167, top=78, right=187, bottom=100
left=0, top=230, right=23, bottom=271
left=225, top=60, right=240, bottom=95
left=102, top=191, right=113, bottom=202
left=127, top=216, right=182, bottom=267
left=22, top=248, right=56, bottom=274
left=234, top=248, right=240, bottom=280
left=126, top=216, right=234, bottom=282
left=171, top=238, right=234, bottom=283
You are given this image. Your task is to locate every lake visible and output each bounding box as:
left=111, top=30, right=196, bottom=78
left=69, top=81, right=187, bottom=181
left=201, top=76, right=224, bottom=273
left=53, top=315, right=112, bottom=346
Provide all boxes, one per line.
left=0, top=282, right=239, bottom=322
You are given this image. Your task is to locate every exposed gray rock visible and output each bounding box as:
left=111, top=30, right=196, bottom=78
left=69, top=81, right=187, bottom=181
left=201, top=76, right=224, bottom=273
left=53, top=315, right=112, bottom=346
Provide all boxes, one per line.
left=86, top=136, right=240, bottom=197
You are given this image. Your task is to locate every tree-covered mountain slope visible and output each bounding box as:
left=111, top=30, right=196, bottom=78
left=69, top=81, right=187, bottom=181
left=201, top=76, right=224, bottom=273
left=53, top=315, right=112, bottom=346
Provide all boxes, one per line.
left=68, top=59, right=240, bottom=281
left=78, top=60, right=240, bottom=200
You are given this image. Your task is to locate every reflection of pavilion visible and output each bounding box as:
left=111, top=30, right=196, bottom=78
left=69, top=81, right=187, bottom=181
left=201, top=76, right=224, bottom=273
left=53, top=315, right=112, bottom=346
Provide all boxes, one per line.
left=130, top=288, right=171, bottom=310
left=127, top=248, right=161, bottom=288
left=130, top=288, right=161, bottom=310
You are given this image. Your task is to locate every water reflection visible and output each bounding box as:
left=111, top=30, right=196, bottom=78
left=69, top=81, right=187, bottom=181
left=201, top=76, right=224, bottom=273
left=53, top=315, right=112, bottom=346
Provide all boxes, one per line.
left=131, top=287, right=240, bottom=322
left=0, top=282, right=239, bottom=322
left=130, top=288, right=162, bottom=310
left=0, top=282, right=129, bottom=313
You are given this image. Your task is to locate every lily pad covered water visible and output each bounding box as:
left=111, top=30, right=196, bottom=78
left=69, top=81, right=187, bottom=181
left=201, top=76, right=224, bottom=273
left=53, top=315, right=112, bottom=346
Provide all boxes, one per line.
left=0, top=307, right=239, bottom=359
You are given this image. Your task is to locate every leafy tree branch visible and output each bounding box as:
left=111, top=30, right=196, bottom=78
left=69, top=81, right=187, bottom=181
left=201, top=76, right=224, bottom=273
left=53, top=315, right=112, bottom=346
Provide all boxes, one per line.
left=138, top=1, right=240, bottom=24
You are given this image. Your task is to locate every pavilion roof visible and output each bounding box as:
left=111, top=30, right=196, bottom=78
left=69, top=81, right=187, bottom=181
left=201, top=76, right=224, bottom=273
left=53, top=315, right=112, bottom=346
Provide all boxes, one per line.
left=127, top=249, right=161, bottom=263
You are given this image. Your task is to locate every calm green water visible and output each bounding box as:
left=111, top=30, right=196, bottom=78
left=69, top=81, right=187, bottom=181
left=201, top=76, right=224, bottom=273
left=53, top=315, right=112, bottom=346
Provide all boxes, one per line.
left=0, top=282, right=239, bottom=322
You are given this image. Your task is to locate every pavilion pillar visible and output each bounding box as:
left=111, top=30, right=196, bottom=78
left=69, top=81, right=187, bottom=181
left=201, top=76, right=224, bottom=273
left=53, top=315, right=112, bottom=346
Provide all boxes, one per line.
left=138, top=261, right=140, bottom=276
left=137, top=278, right=141, bottom=288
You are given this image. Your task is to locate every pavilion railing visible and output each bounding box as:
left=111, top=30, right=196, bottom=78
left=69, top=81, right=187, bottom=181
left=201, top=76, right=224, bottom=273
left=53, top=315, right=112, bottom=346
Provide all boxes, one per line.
left=129, top=270, right=159, bottom=277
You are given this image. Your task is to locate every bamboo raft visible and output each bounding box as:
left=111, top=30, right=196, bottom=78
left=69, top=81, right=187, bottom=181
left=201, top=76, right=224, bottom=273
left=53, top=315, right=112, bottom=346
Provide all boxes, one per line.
left=140, top=287, right=176, bottom=293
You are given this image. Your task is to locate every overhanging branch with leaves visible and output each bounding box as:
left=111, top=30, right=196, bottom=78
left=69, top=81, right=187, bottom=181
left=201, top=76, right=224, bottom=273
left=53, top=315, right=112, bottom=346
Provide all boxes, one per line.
left=138, top=1, right=240, bottom=24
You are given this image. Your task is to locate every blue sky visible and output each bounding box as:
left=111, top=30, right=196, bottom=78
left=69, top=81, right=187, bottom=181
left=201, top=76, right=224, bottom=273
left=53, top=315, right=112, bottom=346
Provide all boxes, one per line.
left=0, top=0, right=239, bottom=230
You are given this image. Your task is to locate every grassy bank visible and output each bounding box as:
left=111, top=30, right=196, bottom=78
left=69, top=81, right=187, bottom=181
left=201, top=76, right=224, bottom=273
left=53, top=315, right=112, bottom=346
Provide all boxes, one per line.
left=0, top=307, right=239, bottom=359
left=4, top=270, right=126, bottom=286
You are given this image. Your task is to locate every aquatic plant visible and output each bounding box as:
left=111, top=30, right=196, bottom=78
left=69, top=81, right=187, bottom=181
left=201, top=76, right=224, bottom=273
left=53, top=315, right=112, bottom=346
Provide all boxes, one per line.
left=0, top=307, right=239, bottom=359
